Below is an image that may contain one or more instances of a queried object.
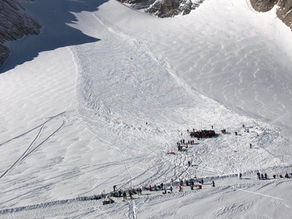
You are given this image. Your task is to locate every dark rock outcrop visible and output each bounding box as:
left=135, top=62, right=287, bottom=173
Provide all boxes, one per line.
left=119, top=0, right=204, bottom=18
left=250, top=0, right=277, bottom=12
left=0, top=0, right=41, bottom=68
left=250, top=0, right=292, bottom=30
left=276, top=0, right=292, bottom=29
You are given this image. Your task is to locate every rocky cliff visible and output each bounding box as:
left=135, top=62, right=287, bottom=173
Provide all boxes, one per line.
left=0, top=0, right=41, bottom=67
left=119, top=0, right=291, bottom=31
left=119, top=0, right=204, bottom=18
left=250, top=0, right=292, bottom=30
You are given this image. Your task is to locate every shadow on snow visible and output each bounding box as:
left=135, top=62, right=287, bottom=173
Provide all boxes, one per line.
left=0, top=0, right=107, bottom=73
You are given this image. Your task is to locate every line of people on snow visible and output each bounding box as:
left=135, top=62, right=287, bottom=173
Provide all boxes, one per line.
left=107, top=177, right=216, bottom=203
left=257, top=171, right=292, bottom=180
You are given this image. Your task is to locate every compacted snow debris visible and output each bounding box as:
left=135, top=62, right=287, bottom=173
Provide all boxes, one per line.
left=0, top=0, right=292, bottom=218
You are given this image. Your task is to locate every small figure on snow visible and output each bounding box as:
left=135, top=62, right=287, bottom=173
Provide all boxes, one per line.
left=188, top=161, right=191, bottom=167
left=129, top=191, right=133, bottom=199
left=123, top=192, right=127, bottom=201
left=212, top=181, right=215, bottom=187
left=257, top=172, right=260, bottom=180
left=191, top=184, right=194, bottom=190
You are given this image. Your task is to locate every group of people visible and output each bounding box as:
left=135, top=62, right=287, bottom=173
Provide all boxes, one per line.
left=257, top=172, right=292, bottom=180
left=177, top=139, right=196, bottom=151
left=109, top=177, right=213, bottom=203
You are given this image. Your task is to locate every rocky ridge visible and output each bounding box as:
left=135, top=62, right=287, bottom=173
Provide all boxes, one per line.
left=0, top=0, right=41, bottom=68
left=250, top=0, right=292, bottom=30
left=119, top=0, right=204, bottom=18
left=119, top=0, right=292, bottom=31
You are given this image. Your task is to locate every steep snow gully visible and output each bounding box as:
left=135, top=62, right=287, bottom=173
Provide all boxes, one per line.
left=0, top=0, right=292, bottom=218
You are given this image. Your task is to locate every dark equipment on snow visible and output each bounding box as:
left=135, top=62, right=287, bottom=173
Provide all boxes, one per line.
left=103, top=199, right=114, bottom=205
left=190, top=130, right=216, bottom=138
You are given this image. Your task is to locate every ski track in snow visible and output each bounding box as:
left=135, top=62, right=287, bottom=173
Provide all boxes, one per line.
left=0, top=112, right=66, bottom=179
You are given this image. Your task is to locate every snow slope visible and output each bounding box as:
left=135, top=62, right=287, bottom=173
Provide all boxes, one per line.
left=0, top=0, right=291, bottom=218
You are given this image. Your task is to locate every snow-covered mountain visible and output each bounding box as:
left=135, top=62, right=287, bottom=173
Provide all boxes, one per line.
left=0, top=0, right=292, bottom=218
left=0, top=0, right=40, bottom=66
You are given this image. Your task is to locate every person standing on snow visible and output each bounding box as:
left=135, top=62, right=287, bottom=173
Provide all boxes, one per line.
left=257, top=172, right=260, bottom=180
left=212, top=181, right=215, bottom=187
left=129, top=191, right=133, bottom=199
left=123, top=192, right=127, bottom=201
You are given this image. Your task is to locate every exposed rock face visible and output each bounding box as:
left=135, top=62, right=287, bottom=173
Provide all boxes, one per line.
left=119, top=0, right=204, bottom=18
left=250, top=0, right=277, bottom=12
left=0, top=0, right=41, bottom=67
left=250, top=0, right=292, bottom=30
left=276, top=0, right=292, bottom=29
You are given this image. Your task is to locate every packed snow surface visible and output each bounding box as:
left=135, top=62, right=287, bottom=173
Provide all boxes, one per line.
left=0, top=0, right=292, bottom=218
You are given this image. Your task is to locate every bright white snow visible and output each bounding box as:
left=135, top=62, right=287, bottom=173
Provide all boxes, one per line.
left=0, top=0, right=291, bottom=218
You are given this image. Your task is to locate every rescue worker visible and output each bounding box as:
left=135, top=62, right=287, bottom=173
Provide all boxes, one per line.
left=123, top=192, right=127, bottom=201
left=129, top=191, right=133, bottom=199
left=257, top=172, right=260, bottom=180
